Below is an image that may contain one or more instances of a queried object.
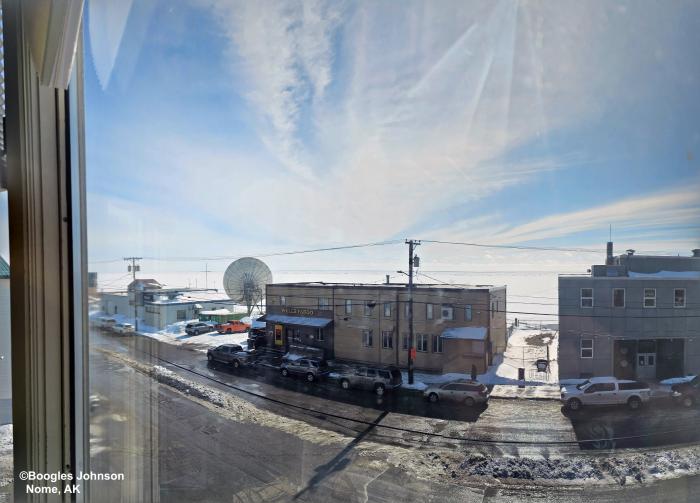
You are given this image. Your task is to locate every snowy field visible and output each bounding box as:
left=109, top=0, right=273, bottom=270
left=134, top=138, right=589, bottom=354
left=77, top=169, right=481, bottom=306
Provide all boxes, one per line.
left=0, top=424, right=12, bottom=492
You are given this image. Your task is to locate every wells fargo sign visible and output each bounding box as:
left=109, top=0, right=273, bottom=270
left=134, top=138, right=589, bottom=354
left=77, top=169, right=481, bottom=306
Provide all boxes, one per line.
left=281, top=307, right=316, bottom=317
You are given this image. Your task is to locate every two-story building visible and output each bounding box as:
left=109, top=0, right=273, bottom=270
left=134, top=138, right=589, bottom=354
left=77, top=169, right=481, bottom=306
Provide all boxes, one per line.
left=260, top=282, right=507, bottom=374
left=559, top=244, right=700, bottom=380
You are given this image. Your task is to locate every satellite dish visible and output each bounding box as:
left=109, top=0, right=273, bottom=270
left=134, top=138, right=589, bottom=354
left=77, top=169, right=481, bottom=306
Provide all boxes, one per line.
left=223, top=257, right=273, bottom=315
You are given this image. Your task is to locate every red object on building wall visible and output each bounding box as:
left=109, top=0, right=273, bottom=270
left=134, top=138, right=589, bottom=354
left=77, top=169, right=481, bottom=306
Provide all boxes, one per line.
left=409, top=347, right=417, bottom=360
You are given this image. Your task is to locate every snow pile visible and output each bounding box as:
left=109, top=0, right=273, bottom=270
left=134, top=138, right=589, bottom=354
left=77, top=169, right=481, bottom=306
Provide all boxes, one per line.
left=0, top=424, right=12, bottom=489
left=460, top=449, right=700, bottom=485
left=660, top=375, right=696, bottom=385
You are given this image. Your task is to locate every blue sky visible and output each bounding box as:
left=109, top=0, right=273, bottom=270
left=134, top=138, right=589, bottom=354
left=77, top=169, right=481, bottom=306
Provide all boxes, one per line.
left=76, top=0, right=700, bottom=276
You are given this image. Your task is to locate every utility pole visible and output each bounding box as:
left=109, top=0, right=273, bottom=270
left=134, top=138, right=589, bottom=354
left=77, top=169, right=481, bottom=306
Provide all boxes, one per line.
left=406, top=239, right=421, bottom=384
left=124, top=257, right=142, bottom=330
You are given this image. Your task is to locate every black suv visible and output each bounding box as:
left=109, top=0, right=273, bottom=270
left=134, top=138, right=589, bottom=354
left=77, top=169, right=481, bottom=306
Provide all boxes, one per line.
left=185, top=321, right=213, bottom=336
left=672, top=376, right=700, bottom=407
left=206, top=344, right=245, bottom=365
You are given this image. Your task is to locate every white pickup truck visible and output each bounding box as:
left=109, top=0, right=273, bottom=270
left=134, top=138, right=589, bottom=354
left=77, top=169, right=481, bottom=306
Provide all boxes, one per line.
left=560, top=377, right=650, bottom=411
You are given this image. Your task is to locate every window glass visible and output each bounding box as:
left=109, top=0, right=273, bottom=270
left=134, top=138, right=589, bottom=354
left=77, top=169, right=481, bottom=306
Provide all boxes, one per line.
left=613, top=288, right=625, bottom=308
left=345, top=298, right=352, bottom=314
left=362, top=329, right=373, bottom=347
left=465, top=304, right=472, bottom=321
left=382, top=331, right=393, bottom=349
left=426, top=303, right=433, bottom=320
left=644, top=288, right=656, bottom=308
left=366, top=369, right=377, bottom=378
left=580, top=288, right=594, bottom=308
left=384, top=302, right=392, bottom=318
left=674, top=288, right=686, bottom=308
left=580, top=339, right=594, bottom=358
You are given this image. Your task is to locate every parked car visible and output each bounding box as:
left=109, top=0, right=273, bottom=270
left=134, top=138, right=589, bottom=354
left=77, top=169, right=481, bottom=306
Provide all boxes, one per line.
left=247, top=328, right=267, bottom=349
left=112, top=322, right=135, bottom=334
left=206, top=344, right=245, bottom=365
left=424, top=380, right=489, bottom=406
left=280, top=358, right=329, bottom=382
left=671, top=376, right=700, bottom=407
left=185, top=321, right=214, bottom=336
left=560, top=377, right=650, bottom=411
left=99, top=317, right=117, bottom=330
left=215, top=320, right=250, bottom=334
left=338, top=366, right=402, bottom=396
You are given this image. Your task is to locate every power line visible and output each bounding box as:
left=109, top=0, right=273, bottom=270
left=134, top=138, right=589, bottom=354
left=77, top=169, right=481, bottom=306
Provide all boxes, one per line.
left=419, top=239, right=603, bottom=253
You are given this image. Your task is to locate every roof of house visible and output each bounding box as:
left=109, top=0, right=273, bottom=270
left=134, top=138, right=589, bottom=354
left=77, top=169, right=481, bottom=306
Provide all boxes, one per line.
left=0, top=256, right=9, bottom=279
left=128, top=278, right=163, bottom=291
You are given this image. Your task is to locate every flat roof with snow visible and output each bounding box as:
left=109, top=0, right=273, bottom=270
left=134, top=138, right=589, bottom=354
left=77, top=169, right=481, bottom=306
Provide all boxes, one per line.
left=441, top=327, right=487, bottom=340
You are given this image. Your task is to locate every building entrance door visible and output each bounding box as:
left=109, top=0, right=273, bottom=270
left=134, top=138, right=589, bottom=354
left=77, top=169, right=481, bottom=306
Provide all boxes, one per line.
left=636, top=353, right=656, bottom=380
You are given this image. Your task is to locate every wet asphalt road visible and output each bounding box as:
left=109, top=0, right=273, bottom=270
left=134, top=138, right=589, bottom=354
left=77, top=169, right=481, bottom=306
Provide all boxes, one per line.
left=90, top=329, right=700, bottom=453
left=88, top=335, right=700, bottom=503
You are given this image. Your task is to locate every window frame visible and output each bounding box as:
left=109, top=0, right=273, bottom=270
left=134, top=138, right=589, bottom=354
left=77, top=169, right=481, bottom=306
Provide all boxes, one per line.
left=674, top=288, right=686, bottom=308
left=612, top=288, right=625, bottom=308
left=362, top=329, right=373, bottom=347
left=426, top=303, right=433, bottom=320
left=440, top=304, right=454, bottom=320
left=643, top=288, right=656, bottom=308
left=465, top=304, right=472, bottom=321
left=381, top=330, right=393, bottom=349
left=580, top=288, right=594, bottom=308
left=384, top=302, right=392, bottom=318
left=580, top=338, right=594, bottom=358
left=345, top=298, right=352, bottom=314
left=432, top=334, right=443, bottom=353
left=416, top=333, right=429, bottom=352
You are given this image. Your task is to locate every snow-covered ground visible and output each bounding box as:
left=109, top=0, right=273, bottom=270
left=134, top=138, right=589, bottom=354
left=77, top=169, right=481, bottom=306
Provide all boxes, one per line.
left=402, top=326, right=559, bottom=391
left=0, top=424, right=12, bottom=491
left=91, top=312, right=255, bottom=352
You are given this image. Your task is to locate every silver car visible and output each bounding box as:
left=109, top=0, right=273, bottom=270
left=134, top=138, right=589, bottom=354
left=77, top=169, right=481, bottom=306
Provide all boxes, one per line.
left=560, top=377, right=650, bottom=411
left=280, top=358, right=329, bottom=382
left=338, top=366, right=402, bottom=396
left=423, top=380, right=489, bottom=406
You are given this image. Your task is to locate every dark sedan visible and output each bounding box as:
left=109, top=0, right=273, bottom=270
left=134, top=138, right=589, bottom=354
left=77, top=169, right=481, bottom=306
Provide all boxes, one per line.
left=672, top=376, right=700, bottom=407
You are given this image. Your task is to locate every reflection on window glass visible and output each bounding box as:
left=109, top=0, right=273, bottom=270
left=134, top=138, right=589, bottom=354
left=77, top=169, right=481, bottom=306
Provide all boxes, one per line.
left=82, top=0, right=700, bottom=500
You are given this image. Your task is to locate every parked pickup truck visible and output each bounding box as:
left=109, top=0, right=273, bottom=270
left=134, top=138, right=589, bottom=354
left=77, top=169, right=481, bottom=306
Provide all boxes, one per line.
left=215, top=320, right=250, bottom=334
left=561, top=377, right=650, bottom=411
left=338, top=365, right=403, bottom=396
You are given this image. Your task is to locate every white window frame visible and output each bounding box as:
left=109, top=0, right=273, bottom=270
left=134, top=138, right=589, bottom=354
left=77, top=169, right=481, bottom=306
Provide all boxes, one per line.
left=643, top=288, right=656, bottom=308
left=580, top=288, right=594, bottom=308
left=674, top=288, right=686, bottom=308
left=612, top=288, right=625, bottom=308
left=465, top=304, right=472, bottom=321
left=580, top=339, right=594, bottom=358
left=381, top=330, right=393, bottom=349
left=432, top=334, right=443, bottom=353
left=416, top=333, right=429, bottom=352
left=362, top=329, right=373, bottom=347
left=426, top=303, right=433, bottom=320
left=345, top=298, right=352, bottom=314
left=384, top=302, right=392, bottom=318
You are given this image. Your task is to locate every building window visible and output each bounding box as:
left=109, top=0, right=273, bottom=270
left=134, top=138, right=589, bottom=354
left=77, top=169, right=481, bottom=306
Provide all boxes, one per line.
left=432, top=334, right=443, bottom=353
left=280, top=295, right=286, bottom=306
left=465, top=304, right=472, bottom=321
left=613, top=288, right=625, bottom=308
left=426, top=303, right=433, bottom=320
left=580, top=339, right=593, bottom=358
left=417, top=334, right=429, bottom=352
left=316, top=329, right=324, bottom=341
left=441, top=305, right=454, bottom=320
left=345, top=299, right=352, bottom=314
left=580, top=288, right=594, bottom=308
left=674, top=288, right=686, bottom=308
left=384, top=302, right=392, bottom=318
left=176, top=309, right=186, bottom=321
left=402, top=333, right=410, bottom=350
left=382, top=331, right=393, bottom=349
left=644, top=288, right=656, bottom=308
left=319, top=297, right=330, bottom=309
left=364, top=301, right=372, bottom=316
left=362, top=329, right=373, bottom=347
